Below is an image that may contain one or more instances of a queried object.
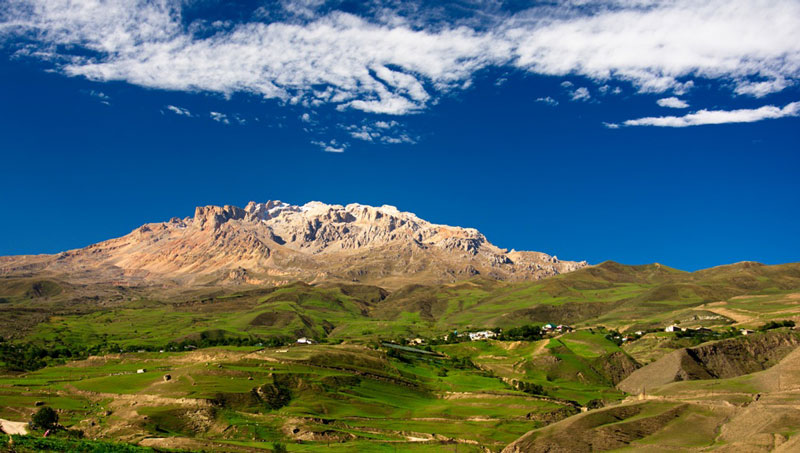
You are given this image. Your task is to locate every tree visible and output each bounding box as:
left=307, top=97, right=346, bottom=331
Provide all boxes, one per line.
left=272, top=442, right=288, bottom=453
left=31, top=406, right=59, bottom=430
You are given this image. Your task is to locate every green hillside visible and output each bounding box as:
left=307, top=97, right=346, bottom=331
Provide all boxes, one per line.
left=2, top=261, right=800, bottom=451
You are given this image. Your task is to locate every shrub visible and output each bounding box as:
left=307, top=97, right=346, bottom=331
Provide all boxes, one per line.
left=31, top=406, right=59, bottom=430
left=585, top=399, right=605, bottom=409
left=500, top=325, right=543, bottom=341
left=515, top=380, right=545, bottom=395
left=759, top=320, right=795, bottom=331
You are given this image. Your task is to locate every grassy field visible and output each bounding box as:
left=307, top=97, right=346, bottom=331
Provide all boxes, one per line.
left=0, top=343, right=587, bottom=451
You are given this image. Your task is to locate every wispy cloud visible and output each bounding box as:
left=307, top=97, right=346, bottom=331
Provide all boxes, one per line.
left=657, top=97, right=689, bottom=109
left=535, top=96, right=558, bottom=106
left=166, top=105, right=192, bottom=117
left=570, top=87, right=591, bottom=102
left=733, top=78, right=793, bottom=98
left=344, top=120, right=416, bottom=145
left=619, top=101, right=800, bottom=127
left=312, top=139, right=347, bottom=153
left=87, top=90, right=110, bottom=105
left=209, top=112, right=230, bottom=124
left=2, top=0, right=798, bottom=117
left=597, top=85, right=621, bottom=96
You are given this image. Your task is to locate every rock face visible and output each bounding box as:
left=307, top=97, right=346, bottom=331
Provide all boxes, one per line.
left=0, top=200, right=587, bottom=288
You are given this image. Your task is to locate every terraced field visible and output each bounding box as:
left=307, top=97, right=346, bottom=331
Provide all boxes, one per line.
left=0, top=343, right=583, bottom=451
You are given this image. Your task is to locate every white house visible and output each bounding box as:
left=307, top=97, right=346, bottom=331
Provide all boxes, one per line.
left=468, top=331, right=497, bottom=341
left=740, top=329, right=754, bottom=336
left=296, top=337, right=314, bottom=345
left=136, top=369, right=146, bottom=374
left=665, top=325, right=679, bottom=332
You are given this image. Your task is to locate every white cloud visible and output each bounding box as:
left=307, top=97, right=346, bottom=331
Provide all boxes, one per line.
left=300, top=113, right=312, bottom=123
left=312, top=139, right=347, bottom=153
left=734, top=77, right=793, bottom=98
left=343, top=120, right=416, bottom=144
left=599, top=85, right=623, bottom=96
left=87, top=90, right=110, bottom=105
left=2, top=0, right=800, bottom=116
left=209, top=111, right=230, bottom=124
left=571, top=87, right=591, bottom=101
left=374, top=120, right=398, bottom=129
left=350, top=130, right=373, bottom=141
left=622, top=101, right=800, bottom=127
left=656, top=97, right=689, bottom=108
left=166, top=105, right=191, bottom=116
left=535, top=96, right=558, bottom=106
left=672, top=81, right=694, bottom=96
left=89, top=90, right=109, bottom=100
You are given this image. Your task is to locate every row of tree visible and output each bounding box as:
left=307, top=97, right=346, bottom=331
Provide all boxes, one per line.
left=759, top=320, right=795, bottom=331
left=0, top=334, right=289, bottom=372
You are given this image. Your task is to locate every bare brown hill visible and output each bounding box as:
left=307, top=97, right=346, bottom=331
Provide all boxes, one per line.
left=502, top=402, right=689, bottom=453
left=618, top=330, right=800, bottom=394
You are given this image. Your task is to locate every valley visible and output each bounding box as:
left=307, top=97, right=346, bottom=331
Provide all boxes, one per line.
left=2, top=258, right=800, bottom=451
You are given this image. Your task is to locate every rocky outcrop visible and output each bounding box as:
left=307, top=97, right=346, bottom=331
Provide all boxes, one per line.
left=0, top=200, right=587, bottom=288
left=194, top=205, right=250, bottom=230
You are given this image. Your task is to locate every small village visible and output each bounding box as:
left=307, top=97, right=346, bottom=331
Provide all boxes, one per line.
left=398, top=319, right=794, bottom=349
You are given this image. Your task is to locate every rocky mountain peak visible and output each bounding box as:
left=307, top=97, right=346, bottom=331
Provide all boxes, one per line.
left=1, top=200, right=588, bottom=288
left=194, top=205, right=250, bottom=230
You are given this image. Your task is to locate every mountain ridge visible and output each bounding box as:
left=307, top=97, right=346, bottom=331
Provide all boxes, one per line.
left=0, top=200, right=587, bottom=288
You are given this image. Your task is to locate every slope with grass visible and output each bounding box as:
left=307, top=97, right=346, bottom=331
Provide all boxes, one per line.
left=2, top=260, right=800, bottom=451
left=0, top=343, right=581, bottom=452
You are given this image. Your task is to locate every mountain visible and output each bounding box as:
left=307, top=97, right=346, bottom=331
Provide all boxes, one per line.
left=0, top=201, right=586, bottom=288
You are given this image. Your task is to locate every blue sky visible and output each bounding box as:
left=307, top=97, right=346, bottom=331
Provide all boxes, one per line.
left=1, top=0, right=799, bottom=270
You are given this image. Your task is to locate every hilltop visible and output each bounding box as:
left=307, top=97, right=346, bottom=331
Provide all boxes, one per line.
left=0, top=200, right=586, bottom=289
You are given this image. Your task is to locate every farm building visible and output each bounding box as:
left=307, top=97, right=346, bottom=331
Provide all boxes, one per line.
left=468, top=331, right=497, bottom=341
